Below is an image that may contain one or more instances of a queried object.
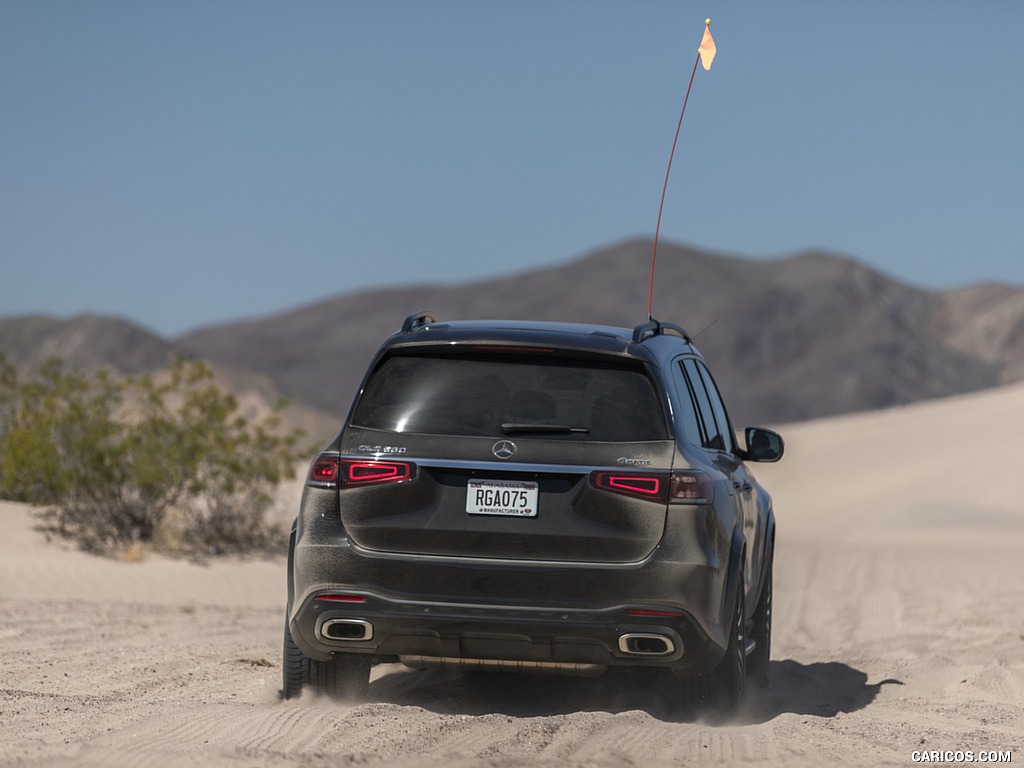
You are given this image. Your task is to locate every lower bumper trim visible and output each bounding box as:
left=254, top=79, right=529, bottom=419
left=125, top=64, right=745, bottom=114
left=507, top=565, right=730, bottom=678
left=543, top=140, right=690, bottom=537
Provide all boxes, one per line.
left=400, top=654, right=606, bottom=678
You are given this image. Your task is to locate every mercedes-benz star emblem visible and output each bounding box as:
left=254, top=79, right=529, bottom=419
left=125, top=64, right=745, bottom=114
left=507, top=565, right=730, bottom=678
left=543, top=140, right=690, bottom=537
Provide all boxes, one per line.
left=492, top=440, right=517, bottom=460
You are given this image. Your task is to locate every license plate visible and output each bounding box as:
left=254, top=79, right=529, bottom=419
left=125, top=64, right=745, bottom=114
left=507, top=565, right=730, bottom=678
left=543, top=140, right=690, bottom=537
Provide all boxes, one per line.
left=466, top=479, right=538, bottom=517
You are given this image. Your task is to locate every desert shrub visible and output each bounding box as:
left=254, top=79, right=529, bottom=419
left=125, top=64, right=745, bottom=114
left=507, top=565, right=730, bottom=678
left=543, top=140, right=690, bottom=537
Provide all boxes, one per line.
left=0, top=354, right=307, bottom=556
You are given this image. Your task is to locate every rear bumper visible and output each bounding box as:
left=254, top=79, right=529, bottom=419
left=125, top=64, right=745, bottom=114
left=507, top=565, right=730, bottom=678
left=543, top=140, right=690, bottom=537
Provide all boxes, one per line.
left=289, top=536, right=730, bottom=676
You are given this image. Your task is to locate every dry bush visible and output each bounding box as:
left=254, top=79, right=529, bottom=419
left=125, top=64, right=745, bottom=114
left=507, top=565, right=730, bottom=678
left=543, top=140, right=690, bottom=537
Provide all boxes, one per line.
left=0, top=354, right=307, bottom=556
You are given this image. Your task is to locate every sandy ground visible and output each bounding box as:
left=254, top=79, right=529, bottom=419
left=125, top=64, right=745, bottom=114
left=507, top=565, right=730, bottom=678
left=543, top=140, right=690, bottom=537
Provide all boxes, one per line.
left=3, top=383, right=1024, bottom=766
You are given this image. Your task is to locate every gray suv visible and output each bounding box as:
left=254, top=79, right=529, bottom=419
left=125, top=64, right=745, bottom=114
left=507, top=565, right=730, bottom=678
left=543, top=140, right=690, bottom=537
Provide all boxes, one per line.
left=283, top=313, right=783, bottom=715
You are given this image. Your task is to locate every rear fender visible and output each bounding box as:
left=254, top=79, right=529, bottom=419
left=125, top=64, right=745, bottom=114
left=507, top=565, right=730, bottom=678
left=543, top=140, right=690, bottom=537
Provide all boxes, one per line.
left=286, top=521, right=297, bottom=614
left=756, top=510, right=776, bottom=602
left=721, top=527, right=746, bottom=632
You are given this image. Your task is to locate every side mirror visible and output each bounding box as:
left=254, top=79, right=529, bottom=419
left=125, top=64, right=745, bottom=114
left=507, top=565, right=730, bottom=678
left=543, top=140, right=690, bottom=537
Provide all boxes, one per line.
left=743, top=427, right=784, bottom=463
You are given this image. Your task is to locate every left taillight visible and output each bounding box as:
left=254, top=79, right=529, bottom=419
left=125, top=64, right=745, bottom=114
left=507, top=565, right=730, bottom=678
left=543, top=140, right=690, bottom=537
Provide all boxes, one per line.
left=307, top=454, right=341, bottom=488
left=341, top=459, right=416, bottom=487
left=306, top=453, right=416, bottom=490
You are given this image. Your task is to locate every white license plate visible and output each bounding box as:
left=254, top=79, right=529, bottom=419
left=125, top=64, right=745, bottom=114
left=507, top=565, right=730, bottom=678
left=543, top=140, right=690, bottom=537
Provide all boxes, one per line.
left=466, top=479, right=538, bottom=517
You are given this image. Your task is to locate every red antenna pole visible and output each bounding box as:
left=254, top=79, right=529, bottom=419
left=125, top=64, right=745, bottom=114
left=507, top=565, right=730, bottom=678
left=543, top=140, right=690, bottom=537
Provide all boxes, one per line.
left=648, top=19, right=715, bottom=320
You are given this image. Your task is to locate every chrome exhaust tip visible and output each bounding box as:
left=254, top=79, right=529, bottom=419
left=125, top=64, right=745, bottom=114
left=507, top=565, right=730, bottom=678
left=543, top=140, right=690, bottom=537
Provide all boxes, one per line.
left=319, top=618, right=373, bottom=642
left=618, top=633, right=676, bottom=656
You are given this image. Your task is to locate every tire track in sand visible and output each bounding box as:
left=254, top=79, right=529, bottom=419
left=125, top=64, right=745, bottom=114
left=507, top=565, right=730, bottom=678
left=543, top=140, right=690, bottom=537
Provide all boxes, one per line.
left=59, top=704, right=341, bottom=766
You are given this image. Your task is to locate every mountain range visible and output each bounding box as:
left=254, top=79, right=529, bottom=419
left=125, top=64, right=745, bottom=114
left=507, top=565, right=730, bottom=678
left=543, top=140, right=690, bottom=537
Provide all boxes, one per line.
left=4, top=238, right=1024, bottom=442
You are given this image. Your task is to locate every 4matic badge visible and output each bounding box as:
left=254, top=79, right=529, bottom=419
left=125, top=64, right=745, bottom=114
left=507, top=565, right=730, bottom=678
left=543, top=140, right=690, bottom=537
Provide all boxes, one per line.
left=616, top=457, right=652, bottom=466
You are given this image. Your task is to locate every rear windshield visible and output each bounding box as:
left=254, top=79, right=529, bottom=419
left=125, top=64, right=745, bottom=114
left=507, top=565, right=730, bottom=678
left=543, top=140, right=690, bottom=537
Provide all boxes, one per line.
left=351, top=353, right=668, bottom=442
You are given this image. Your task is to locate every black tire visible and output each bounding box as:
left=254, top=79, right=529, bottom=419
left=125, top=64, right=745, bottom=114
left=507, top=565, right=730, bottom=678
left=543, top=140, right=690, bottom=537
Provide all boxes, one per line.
left=308, top=653, right=372, bottom=702
left=701, top=570, right=746, bottom=719
left=283, top=617, right=372, bottom=702
left=282, top=619, right=310, bottom=700
left=748, top=550, right=773, bottom=688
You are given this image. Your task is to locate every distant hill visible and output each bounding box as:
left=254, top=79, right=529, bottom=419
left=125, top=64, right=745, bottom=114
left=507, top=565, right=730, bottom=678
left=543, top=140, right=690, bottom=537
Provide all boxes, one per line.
left=935, top=283, right=1024, bottom=383
left=0, top=313, right=332, bottom=443
left=0, top=314, right=178, bottom=374
left=5, top=239, right=1024, bottom=434
left=172, top=238, right=1024, bottom=428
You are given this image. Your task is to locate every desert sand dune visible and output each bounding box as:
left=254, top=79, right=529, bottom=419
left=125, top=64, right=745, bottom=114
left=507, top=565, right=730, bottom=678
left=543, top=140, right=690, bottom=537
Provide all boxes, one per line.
left=2, top=383, right=1023, bottom=766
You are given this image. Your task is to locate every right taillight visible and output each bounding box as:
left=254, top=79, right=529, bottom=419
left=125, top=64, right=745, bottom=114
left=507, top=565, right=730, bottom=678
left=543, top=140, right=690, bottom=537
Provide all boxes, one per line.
left=667, top=470, right=714, bottom=504
left=590, top=469, right=713, bottom=505
left=591, top=472, right=663, bottom=501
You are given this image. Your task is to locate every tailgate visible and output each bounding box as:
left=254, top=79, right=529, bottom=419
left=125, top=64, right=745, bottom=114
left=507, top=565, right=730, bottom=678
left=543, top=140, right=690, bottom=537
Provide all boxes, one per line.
left=336, top=433, right=677, bottom=563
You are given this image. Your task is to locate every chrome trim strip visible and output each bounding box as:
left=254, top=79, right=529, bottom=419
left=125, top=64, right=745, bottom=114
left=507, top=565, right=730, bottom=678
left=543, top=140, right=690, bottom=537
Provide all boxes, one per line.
left=344, top=537, right=655, bottom=568
left=337, top=454, right=676, bottom=475
left=342, top=455, right=613, bottom=474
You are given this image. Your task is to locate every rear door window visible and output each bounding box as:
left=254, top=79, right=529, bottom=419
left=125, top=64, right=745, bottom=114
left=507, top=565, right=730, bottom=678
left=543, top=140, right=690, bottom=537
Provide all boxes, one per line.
left=351, top=353, right=668, bottom=442
left=671, top=358, right=705, bottom=447
left=679, top=358, right=735, bottom=453
left=694, top=361, right=736, bottom=454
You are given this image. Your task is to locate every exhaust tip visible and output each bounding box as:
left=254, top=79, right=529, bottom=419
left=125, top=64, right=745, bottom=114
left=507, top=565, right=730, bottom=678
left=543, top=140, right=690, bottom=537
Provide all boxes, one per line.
left=618, top=633, right=676, bottom=656
left=320, top=618, right=373, bottom=642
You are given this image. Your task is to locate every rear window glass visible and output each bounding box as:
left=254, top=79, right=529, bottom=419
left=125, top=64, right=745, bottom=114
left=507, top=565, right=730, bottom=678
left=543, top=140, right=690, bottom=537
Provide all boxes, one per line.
left=351, top=353, right=668, bottom=442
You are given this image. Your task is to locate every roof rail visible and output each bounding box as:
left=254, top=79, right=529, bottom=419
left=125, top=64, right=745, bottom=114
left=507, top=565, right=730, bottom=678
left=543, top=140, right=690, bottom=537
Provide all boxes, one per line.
left=632, top=319, right=692, bottom=344
left=401, top=311, right=437, bottom=333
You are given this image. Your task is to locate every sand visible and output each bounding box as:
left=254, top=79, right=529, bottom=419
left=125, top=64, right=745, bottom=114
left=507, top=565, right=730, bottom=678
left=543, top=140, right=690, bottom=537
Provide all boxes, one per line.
left=2, top=382, right=1024, bottom=766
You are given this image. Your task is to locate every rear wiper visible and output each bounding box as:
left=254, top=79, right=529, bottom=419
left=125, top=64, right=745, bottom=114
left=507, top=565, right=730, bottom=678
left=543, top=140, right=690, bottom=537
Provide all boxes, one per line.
left=501, top=423, right=589, bottom=435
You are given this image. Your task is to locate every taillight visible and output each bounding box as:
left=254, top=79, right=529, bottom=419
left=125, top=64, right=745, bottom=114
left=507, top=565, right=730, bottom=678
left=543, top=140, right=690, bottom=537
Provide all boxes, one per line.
left=469, top=345, right=554, bottom=353
left=592, top=472, right=662, bottom=500
left=341, top=459, right=416, bottom=487
left=307, top=454, right=340, bottom=488
left=590, top=469, right=713, bottom=504
left=667, top=471, right=714, bottom=504
left=305, top=455, right=416, bottom=489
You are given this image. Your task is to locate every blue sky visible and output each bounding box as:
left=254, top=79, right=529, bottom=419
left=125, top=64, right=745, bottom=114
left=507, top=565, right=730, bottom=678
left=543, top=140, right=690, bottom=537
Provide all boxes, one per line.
left=2, top=1, right=1022, bottom=337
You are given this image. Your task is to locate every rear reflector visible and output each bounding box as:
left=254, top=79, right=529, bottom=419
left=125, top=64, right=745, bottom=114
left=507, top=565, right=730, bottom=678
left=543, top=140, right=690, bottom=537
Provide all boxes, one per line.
left=626, top=608, right=683, bottom=617
left=317, top=594, right=367, bottom=603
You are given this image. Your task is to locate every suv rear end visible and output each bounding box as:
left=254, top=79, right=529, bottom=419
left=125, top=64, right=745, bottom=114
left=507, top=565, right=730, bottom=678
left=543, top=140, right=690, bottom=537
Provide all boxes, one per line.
left=284, top=313, right=781, bottom=714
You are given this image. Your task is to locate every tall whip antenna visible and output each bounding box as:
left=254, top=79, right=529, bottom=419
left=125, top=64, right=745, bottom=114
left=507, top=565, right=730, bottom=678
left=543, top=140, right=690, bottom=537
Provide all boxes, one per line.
left=647, top=18, right=717, bottom=320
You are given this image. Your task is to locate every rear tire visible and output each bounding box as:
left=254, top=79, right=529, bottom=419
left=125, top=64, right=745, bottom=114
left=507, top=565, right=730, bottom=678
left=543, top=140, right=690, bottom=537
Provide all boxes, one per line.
left=282, top=619, right=310, bottom=700
left=701, top=570, right=746, bottom=719
left=282, top=619, right=372, bottom=702
left=309, top=653, right=372, bottom=702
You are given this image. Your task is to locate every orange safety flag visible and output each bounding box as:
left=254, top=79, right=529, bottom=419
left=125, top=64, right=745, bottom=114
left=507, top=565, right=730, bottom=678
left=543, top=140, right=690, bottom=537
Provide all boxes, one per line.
left=698, top=22, right=716, bottom=71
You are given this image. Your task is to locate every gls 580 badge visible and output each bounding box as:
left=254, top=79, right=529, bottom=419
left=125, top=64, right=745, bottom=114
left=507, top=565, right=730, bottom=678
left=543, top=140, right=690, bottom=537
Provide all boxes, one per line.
left=357, top=445, right=407, bottom=455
